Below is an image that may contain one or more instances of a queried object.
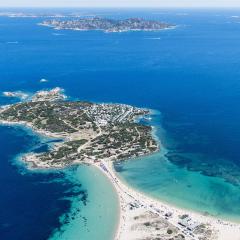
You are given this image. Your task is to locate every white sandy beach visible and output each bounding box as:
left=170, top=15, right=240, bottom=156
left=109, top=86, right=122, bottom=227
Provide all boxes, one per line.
left=95, top=159, right=240, bottom=240
left=1, top=99, right=240, bottom=240
left=2, top=114, right=240, bottom=239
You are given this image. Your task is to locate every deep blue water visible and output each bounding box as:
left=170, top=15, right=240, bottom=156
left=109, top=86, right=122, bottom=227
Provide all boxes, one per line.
left=0, top=126, right=87, bottom=240
left=2, top=8, right=240, bottom=238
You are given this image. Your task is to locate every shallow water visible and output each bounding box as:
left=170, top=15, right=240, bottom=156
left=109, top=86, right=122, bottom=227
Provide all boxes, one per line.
left=0, top=124, right=119, bottom=240
left=49, top=165, right=119, bottom=240
left=116, top=153, right=240, bottom=222
left=2, top=8, right=240, bottom=238
left=116, top=113, right=240, bottom=222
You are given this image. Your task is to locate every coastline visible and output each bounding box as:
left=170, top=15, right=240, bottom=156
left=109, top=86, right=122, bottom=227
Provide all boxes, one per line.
left=90, top=110, right=240, bottom=239
left=0, top=119, right=67, bottom=140
left=45, top=26, right=176, bottom=33
left=1, top=106, right=240, bottom=239
left=3, top=118, right=240, bottom=239
left=47, top=164, right=119, bottom=240
left=95, top=159, right=240, bottom=240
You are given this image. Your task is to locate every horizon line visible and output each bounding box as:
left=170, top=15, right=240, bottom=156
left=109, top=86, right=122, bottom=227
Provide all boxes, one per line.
left=1, top=6, right=240, bottom=9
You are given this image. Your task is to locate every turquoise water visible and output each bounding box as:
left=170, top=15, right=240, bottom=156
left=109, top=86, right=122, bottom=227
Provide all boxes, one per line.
left=116, top=113, right=240, bottom=222
left=3, top=8, right=240, bottom=238
left=116, top=153, right=240, bottom=222
left=0, top=123, right=119, bottom=240
left=50, top=165, right=119, bottom=240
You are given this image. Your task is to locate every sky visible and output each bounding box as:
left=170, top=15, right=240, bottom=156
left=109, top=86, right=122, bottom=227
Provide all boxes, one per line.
left=1, top=0, right=240, bottom=8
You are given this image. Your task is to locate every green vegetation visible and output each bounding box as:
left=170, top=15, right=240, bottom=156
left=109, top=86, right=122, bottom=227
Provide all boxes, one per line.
left=0, top=90, right=158, bottom=168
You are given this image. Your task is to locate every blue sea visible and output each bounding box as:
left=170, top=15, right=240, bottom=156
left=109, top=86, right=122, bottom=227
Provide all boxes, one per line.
left=1, top=8, right=240, bottom=239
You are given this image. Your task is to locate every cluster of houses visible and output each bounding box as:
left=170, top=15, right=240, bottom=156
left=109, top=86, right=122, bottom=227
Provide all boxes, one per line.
left=178, top=215, right=200, bottom=231
left=85, top=104, right=141, bottom=126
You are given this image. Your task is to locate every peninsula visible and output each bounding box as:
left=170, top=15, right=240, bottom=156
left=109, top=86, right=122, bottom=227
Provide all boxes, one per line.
left=0, top=88, right=158, bottom=168
left=39, top=17, right=174, bottom=33
left=0, top=88, right=239, bottom=240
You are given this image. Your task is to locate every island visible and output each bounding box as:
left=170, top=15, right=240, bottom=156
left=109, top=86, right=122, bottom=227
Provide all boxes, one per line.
left=0, top=88, right=158, bottom=168
left=40, top=78, right=48, bottom=83
left=2, top=91, right=28, bottom=100
left=0, top=88, right=239, bottom=240
left=39, top=17, right=174, bottom=33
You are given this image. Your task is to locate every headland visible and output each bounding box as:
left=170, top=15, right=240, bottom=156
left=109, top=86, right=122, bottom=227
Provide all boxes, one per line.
left=0, top=88, right=239, bottom=240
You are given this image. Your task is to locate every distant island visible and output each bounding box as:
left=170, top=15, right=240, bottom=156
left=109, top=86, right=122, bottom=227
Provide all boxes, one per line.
left=0, top=11, right=83, bottom=18
left=39, top=17, right=174, bottom=33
